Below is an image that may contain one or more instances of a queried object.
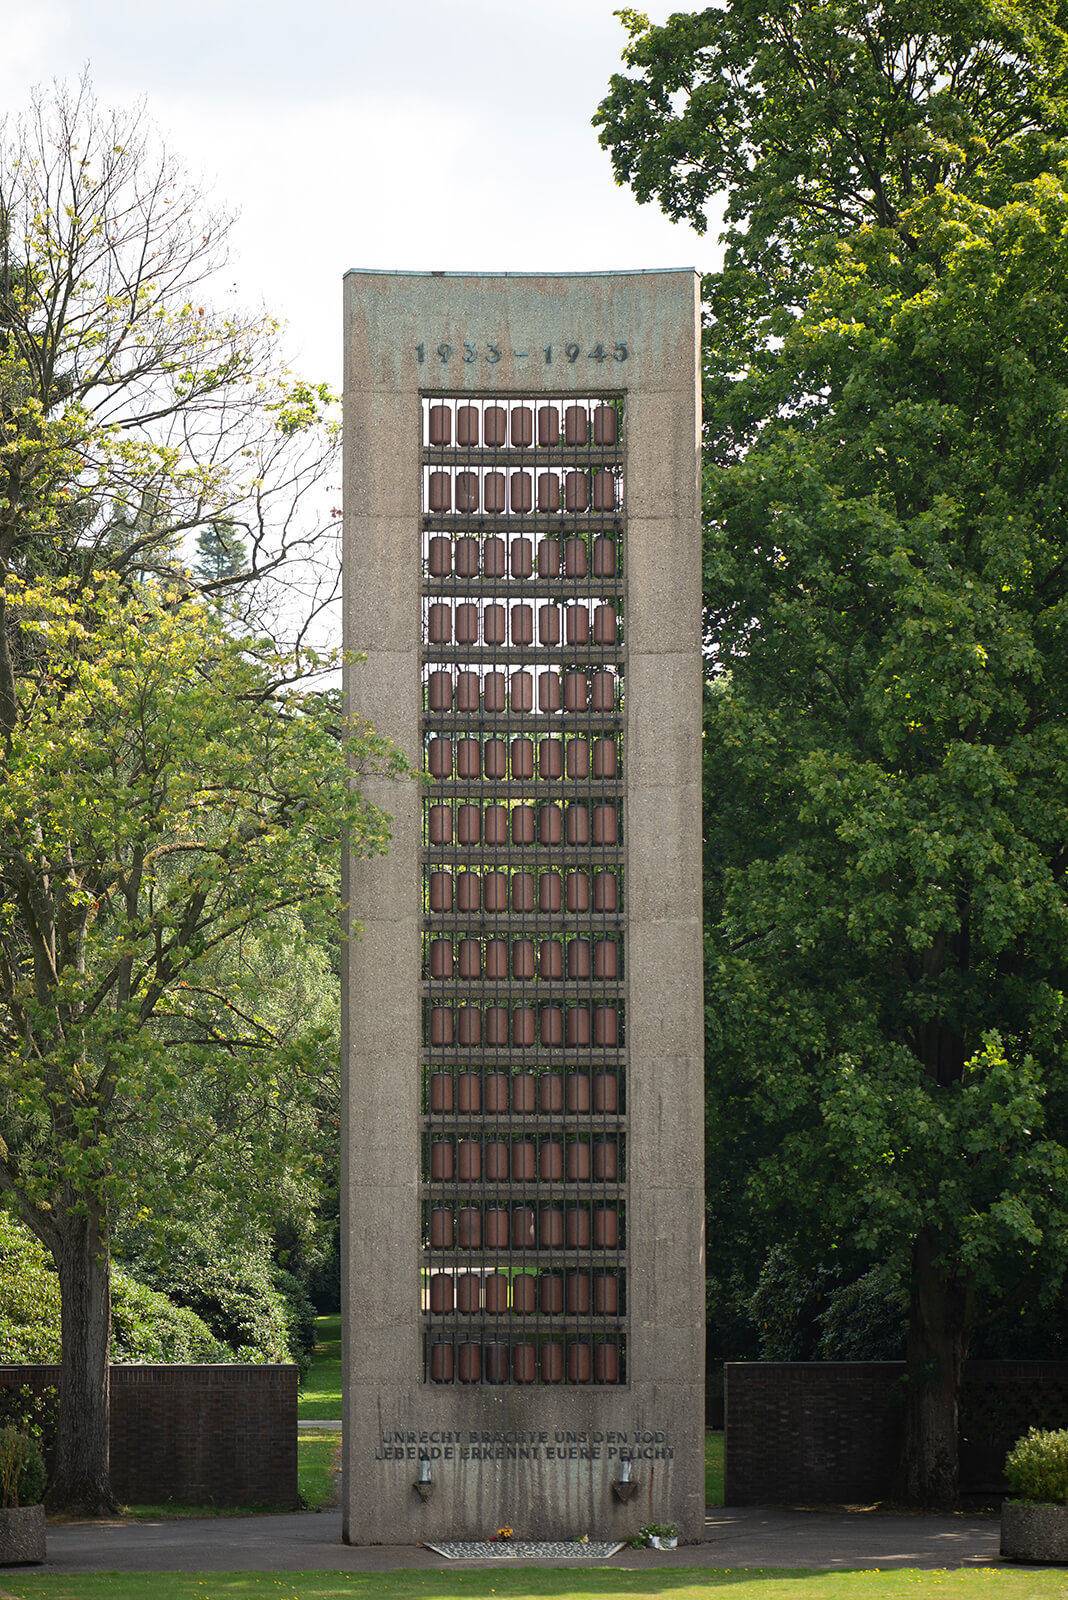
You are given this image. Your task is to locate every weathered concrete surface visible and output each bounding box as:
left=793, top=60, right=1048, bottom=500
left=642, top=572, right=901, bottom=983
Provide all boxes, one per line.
left=0, top=1504, right=45, bottom=1565
left=342, top=270, right=704, bottom=1546
left=1001, top=1501, right=1068, bottom=1563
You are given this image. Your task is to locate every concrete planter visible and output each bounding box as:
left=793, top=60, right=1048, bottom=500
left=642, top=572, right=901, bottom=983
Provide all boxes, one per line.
left=0, top=1504, right=45, bottom=1565
left=1001, top=1500, right=1068, bottom=1563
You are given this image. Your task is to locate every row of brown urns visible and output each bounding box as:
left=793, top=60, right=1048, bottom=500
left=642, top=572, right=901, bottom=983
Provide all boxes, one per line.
left=428, top=937, right=618, bottom=981
left=426, top=534, right=616, bottom=580
left=426, top=740, right=618, bottom=795
left=426, top=674, right=617, bottom=721
left=429, top=1269, right=621, bottom=1316
left=427, top=799, right=619, bottom=852
left=429, top=1004, right=621, bottom=1049
left=429, top=1137, right=620, bottom=1183
left=428, top=794, right=621, bottom=853
left=428, top=1340, right=621, bottom=1385
left=428, top=812, right=617, bottom=864
left=428, top=739, right=617, bottom=790
left=427, top=606, right=617, bottom=666
left=427, top=468, right=618, bottom=515
left=428, top=868, right=618, bottom=913
left=427, top=595, right=618, bottom=647
left=429, top=1203, right=620, bottom=1250
left=427, top=402, right=618, bottom=450
left=428, top=1070, right=619, bottom=1115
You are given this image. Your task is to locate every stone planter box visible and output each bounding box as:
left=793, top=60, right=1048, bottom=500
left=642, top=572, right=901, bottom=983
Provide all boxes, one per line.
left=1001, top=1500, right=1068, bottom=1563
left=0, top=1504, right=45, bottom=1565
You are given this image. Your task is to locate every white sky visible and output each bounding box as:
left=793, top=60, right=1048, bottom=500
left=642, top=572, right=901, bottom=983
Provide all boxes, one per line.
left=0, top=0, right=719, bottom=391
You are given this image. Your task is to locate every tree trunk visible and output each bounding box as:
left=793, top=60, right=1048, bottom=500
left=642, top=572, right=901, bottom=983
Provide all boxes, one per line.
left=898, top=1227, right=972, bottom=1511
left=47, top=1201, right=119, bottom=1514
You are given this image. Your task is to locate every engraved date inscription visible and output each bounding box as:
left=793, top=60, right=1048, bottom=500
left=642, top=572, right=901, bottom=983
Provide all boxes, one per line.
left=416, top=340, right=628, bottom=365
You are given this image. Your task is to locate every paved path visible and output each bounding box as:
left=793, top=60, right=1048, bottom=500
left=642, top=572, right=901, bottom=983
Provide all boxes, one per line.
left=37, top=1506, right=1008, bottom=1574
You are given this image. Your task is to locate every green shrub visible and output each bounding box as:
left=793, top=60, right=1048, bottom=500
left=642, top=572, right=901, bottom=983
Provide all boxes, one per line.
left=272, top=1267, right=317, bottom=1377
left=0, top=1428, right=46, bottom=1507
left=0, top=1216, right=61, bottom=1362
left=123, top=1238, right=297, bottom=1367
left=1005, top=1427, right=1068, bottom=1504
left=111, top=1275, right=233, bottom=1363
left=0, top=1212, right=236, bottom=1366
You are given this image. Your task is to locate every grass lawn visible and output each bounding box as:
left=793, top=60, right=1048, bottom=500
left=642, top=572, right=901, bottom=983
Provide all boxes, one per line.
left=299, top=1314, right=342, bottom=1420
left=298, top=1429, right=341, bottom=1508
left=706, top=1430, right=724, bottom=1507
left=4, top=1567, right=1065, bottom=1600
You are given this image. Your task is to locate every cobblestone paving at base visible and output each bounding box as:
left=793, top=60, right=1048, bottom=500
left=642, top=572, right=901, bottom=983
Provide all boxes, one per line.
left=425, top=1540, right=626, bottom=1561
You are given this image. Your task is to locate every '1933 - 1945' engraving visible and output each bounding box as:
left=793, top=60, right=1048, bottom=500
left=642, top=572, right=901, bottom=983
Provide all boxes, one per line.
left=416, top=341, right=629, bottom=365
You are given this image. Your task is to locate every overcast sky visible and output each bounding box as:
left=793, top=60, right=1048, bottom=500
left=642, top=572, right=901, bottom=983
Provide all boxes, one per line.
left=2, top=0, right=719, bottom=390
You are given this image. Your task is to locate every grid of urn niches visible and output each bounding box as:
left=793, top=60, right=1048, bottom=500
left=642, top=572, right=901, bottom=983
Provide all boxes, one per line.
left=420, top=394, right=627, bottom=1387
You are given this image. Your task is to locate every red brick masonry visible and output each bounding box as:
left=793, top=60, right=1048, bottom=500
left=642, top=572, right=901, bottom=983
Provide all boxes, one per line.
left=0, top=1364, right=298, bottom=1508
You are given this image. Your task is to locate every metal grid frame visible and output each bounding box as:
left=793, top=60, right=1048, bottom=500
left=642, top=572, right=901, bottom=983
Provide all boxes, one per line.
left=419, top=393, right=628, bottom=1387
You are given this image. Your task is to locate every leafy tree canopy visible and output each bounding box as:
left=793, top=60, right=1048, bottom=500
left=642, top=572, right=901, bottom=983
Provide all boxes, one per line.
left=0, top=572, right=404, bottom=1509
left=703, top=164, right=1068, bottom=1505
left=0, top=79, right=388, bottom=1515
left=595, top=2, right=1068, bottom=453
left=599, top=3, right=1068, bottom=1506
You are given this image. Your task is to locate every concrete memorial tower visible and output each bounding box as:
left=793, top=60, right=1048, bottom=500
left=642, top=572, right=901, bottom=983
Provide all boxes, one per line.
left=342, top=270, right=704, bottom=1545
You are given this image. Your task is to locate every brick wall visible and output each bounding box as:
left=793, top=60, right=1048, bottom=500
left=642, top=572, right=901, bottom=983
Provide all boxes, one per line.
left=0, top=1365, right=298, bottom=1508
left=725, top=1361, right=904, bottom=1505
left=725, top=1361, right=1068, bottom=1505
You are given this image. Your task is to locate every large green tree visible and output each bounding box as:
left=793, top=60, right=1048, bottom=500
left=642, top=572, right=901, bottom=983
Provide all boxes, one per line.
left=0, top=82, right=398, bottom=1513
left=598, top=5, right=1068, bottom=1506
left=0, top=574, right=401, bottom=1511
left=596, top=1, right=1068, bottom=455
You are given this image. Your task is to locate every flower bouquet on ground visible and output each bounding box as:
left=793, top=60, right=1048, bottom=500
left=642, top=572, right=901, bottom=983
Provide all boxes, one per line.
left=632, top=1521, right=678, bottom=1550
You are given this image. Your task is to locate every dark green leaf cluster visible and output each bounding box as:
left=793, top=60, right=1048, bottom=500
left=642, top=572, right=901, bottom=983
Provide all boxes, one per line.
left=0, top=1427, right=45, bottom=1508
left=599, top=9, right=1068, bottom=1478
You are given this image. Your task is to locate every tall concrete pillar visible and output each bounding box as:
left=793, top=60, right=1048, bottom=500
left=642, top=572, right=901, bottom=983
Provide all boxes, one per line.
left=342, top=270, right=703, bottom=1544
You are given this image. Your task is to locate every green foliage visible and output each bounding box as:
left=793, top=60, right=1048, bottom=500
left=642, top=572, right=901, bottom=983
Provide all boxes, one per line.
left=703, top=173, right=1068, bottom=1293
left=818, top=1267, right=907, bottom=1361
left=0, top=1213, right=61, bottom=1362
left=110, top=1276, right=232, bottom=1365
left=0, top=1384, right=57, bottom=1463
left=0, top=1210, right=245, bottom=1365
left=600, top=1, right=1068, bottom=1503
left=743, top=1249, right=907, bottom=1362
left=0, top=1427, right=45, bottom=1507
left=595, top=2, right=1068, bottom=459
left=631, top=1522, right=678, bottom=1547
left=1005, top=1428, right=1068, bottom=1504
left=0, top=75, right=400, bottom=1515
left=0, top=570, right=403, bottom=1507
left=193, top=523, right=247, bottom=589
left=0, top=573, right=402, bottom=1232
left=123, top=1231, right=310, bottom=1372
